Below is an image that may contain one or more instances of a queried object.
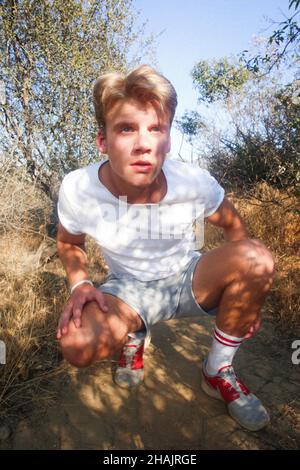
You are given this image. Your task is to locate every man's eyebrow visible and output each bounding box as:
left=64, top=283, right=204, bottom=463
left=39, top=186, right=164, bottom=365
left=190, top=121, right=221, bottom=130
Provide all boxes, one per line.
left=113, top=120, right=136, bottom=129
left=112, top=120, right=168, bottom=131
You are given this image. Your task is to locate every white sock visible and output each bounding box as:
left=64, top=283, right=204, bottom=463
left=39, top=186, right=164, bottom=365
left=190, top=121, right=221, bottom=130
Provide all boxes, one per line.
left=206, top=325, right=245, bottom=375
left=128, top=329, right=147, bottom=341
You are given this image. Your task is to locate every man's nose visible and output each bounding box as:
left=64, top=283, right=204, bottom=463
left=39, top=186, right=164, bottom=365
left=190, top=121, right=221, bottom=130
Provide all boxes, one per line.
left=133, top=131, right=151, bottom=153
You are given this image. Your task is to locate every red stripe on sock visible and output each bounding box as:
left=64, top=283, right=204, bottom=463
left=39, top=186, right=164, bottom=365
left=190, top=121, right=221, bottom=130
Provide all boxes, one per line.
left=214, top=329, right=243, bottom=345
left=214, top=332, right=241, bottom=347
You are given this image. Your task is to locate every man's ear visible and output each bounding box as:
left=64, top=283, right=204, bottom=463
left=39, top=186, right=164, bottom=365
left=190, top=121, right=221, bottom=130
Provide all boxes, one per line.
left=96, top=130, right=107, bottom=154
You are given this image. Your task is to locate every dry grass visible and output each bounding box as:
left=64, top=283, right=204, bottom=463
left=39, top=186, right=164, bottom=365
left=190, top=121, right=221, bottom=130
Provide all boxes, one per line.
left=0, top=270, right=65, bottom=414
left=0, top=158, right=110, bottom=418
left=0, top=156, right=51, bottom=238
left=0, top=166, right=298, bottom=420
left=0, top=157, right=66, bottom=418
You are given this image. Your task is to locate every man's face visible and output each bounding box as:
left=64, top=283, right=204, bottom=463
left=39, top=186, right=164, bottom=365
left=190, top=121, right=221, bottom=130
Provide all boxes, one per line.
left=97, top=98, right=171, bottom=188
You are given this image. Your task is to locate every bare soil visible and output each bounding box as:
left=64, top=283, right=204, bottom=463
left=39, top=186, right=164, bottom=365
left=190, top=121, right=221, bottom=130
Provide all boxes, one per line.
left=2, top=315, right=300, bottom=450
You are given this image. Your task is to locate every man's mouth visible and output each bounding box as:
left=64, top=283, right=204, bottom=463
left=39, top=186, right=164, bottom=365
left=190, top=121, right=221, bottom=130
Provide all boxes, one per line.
left=130, top=160, right=152, bottom=167
left=130, top=160, right=153, bottom=173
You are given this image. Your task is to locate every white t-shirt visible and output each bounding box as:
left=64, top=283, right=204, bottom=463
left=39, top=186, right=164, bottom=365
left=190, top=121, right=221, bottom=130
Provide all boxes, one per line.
left=57, top=158, right=224, bottom=281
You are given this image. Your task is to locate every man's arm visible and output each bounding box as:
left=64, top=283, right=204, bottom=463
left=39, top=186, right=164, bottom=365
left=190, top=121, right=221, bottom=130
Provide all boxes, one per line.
left=56, top=222, right=89, bottom=288
left=206, top=197, right=250, bottom=242
left=56, top=223, right=108, bottom=339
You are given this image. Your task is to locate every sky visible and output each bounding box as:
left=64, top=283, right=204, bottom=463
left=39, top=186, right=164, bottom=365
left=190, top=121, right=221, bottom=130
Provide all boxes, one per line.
left=134, top=0, right=293, bottom=160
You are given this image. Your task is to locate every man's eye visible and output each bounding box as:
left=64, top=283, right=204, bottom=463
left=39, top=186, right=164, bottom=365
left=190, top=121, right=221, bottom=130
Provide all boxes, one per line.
left=121, top=126, right=133, bottom=133
left=151, top=126, right=160, bottom=132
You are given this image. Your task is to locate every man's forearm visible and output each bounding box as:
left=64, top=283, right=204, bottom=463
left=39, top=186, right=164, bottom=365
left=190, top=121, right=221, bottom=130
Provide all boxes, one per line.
left=206, top=198, right=250, bottom=243
left=223, top=221, right=250, bottom=242
left=57, top=241, right=90, bottom=287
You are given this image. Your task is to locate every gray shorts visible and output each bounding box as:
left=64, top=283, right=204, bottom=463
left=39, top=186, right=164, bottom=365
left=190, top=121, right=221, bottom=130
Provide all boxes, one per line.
left=97, top=252, right=218, bottom=336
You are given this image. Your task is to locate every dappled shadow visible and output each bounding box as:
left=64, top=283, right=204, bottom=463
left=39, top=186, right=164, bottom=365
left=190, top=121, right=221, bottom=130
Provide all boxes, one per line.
left=5, top=310, right=300, bottom=450
left=1, top=255, right=299, bottom=450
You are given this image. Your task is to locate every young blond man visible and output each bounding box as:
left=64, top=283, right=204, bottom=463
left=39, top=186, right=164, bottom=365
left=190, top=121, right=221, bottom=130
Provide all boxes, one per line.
left=56, top=65, right=274, bottom=432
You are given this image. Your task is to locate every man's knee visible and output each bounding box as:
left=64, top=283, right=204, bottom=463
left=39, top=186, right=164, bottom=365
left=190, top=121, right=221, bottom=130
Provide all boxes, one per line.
left=235, top=239, right=275, bottom=282
left=60, top=331, right=93, bottom=368
left=60, top=328, right=110, bottom=368
left=247, top=239, right=274, bottom=278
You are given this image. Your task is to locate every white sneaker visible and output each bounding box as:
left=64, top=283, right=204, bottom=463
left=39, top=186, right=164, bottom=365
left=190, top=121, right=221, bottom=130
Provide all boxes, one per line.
left=114, top=332, right=151, bottom=389
left=201, top=359, right=270, bottom=431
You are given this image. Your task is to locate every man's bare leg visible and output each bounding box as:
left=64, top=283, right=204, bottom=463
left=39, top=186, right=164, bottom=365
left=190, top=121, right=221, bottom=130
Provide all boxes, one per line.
left=59, top=293, right=143, bottom=368
left=192, top=239, right=274, bottom=337
left=192, top=238, right=274, bottom=431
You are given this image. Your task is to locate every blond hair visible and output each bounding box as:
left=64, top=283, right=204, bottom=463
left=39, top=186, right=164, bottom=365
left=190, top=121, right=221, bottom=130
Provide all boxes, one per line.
left=93, top=65, right=177, bottom=131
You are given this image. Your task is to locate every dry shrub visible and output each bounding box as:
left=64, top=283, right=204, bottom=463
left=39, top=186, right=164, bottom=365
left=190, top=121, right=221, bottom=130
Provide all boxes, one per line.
left=0, top=157, right=51, bottom=237
left=229, top=183, right=299, bottom=256
left=0, top=159, right=110, bottom=418
left=0, top=160, right=65, bottom=418
left=0, top=234, right=46, bottom=278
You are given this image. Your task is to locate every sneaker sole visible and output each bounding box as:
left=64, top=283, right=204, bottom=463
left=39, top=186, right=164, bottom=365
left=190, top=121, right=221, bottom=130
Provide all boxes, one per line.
left=201, top=377, right=223, bottom=401
left=114, top=369, right=144, bottom=389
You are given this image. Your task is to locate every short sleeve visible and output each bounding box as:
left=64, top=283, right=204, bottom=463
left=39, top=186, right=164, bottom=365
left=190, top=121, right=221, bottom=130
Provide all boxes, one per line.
left=200, top=169, right=225, bottom=218
left=57, top=179, right=84, bottom=235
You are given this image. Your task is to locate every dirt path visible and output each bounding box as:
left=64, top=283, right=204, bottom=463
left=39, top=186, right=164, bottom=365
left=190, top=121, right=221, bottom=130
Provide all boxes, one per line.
left=6, top=316, right=300, bottom=450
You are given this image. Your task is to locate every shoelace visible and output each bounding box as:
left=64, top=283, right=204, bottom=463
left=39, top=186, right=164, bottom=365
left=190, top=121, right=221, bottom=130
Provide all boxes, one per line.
left=219, top=366, right=250, bottom=396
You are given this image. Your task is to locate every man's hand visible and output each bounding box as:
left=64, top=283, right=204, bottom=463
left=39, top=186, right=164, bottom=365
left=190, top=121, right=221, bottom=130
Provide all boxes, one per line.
left=245, top=318, right=261, bottom=339
left=56, top=284, right=108, bottom=340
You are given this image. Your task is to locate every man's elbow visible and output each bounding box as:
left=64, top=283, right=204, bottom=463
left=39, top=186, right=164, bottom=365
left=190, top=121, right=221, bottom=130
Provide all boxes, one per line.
left=56, top=238, right=66, bottom=259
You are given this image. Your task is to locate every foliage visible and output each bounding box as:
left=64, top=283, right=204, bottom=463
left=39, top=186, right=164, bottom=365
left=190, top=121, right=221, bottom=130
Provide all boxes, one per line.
left=185, top=1, right=299, bottom=196
left=174, top=110, right=204, bottom=143
left=202, top=79, right=300, bottom=196
left=191, top=58, right=251, bottom=103
left=240, top=0, right=300, bottom=74
left=0, top=0, right=152, bottom=199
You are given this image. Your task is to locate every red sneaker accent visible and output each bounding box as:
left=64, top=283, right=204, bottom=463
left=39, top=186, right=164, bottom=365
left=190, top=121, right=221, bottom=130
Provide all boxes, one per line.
left=203, top=363, right=250, bottom=404
left=118, top=342, right=144, bottom=371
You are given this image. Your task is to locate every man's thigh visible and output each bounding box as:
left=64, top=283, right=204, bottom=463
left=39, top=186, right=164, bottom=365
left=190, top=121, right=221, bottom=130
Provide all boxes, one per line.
left=192, top=239, right=264, bottom=311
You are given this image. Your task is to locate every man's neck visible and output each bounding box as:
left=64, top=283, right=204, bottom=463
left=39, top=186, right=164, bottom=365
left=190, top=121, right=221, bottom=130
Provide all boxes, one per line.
left=100, top=161, right=166, bottom=204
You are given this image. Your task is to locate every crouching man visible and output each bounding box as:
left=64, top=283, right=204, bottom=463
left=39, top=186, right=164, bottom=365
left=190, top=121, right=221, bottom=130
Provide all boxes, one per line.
left=56, top=65, right=274, bottom=432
